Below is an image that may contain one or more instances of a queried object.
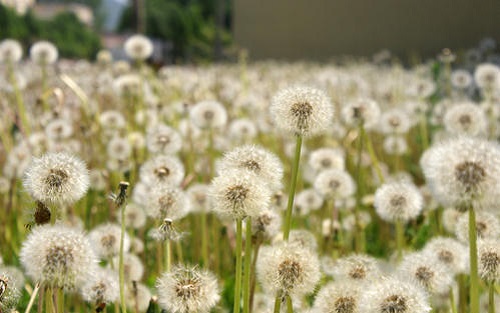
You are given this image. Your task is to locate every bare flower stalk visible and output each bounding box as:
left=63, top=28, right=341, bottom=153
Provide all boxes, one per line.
left=283, top=135, right=303, bottom=241
left=115, top=181, right=129, bottom=313
left=234, top=218, right=243, bottom=313
left=243, top=217, right=252, bottom=313
left=469, top=206, right=479, bottom=313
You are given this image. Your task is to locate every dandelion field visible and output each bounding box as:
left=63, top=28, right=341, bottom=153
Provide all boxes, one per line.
left=1, top=36, right=500, bottom=313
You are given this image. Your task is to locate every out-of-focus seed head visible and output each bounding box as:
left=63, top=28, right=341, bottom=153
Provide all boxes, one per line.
left=190, top=100, right=228, bottom=130
left=89, top=223, right=131, bottom=260
left=217, top=145, right=284, bottom=192
left=124, top=34, right=153, bottom=60
left=0, top=39, right=23, bottom=63
left=379, top=109, right=411, bottom=135
left=423, top=237, right=469, bottom=275
left=330, top=254, right=382, bottom=283
left=125, top=283, right=151, bottom=312
left=111, top=253, right=144, bottom=282
left=20, top=224, right=97, bottom=291
left=341, top=98, right=380, bottom=130
left=308, top=147, right=345, bottom=173
left=455, top=211, right=500, bottom=243
left=313, top=169, right=356, bottom=200
left=374, top=181, right=423, bottom=223
left=443, top=102, right=487, bottom=137
left=477, top=239, right=500, bottom=282
left=23, top=152, right=90, bottom=206
left=30, top=41, right=58, bottom=65
left=139, top=155, right=185, bottom=187
left=146, top=124, right=183, bottom=155
left=156, top=265, right=220, bottom=313
left=295, top=188, right=324, bottom=216
left=0, top=271, right=21, bottom=312
left=270, top=86, right=334, bottom=137
left=313, top=281, right=360, bottom=313
left=146, top=186, right=191, bottom=220
left=81, top=268, right=119, bottom=304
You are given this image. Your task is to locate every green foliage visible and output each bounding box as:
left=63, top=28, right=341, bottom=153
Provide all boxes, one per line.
left=0, top=3, right=101, bottom=59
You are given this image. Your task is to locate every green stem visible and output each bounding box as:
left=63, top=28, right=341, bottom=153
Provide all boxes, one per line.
left=419, top=113, right=429, bottom=151
left=395, top=219, right=404, bottom=262
left=469, top=207, right=479, bottom=313
left=364, top=129, right=384, bottom=183
left=119, top=204, right=127, bottom=313
left=233, top=218, right=243, bottom=313
left=354, top=124, right=365, bottom=253
left=201, top=210, right=209, bottom=267
left=165, top=239, right=171, bottom=272
left=458, top=274, right=467, bottom=313
left=273, top=294, right=282, bottom=313
left=283, top=135, right=303, bottom=241
left=243, top=218, right=253, bottom=313
left=45, top=286, right=55, bottom=313
left=489, top=281, right=495, bottom=313
left=286, top=294, right=293, bottom=313
left=449, top=286, right=457, bottom=313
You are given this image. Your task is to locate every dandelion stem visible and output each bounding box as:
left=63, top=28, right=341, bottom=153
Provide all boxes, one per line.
left=283, top=135, right=303, bottom=241
left=395, top=219, right=404, bottom=262
left=469, top=207, right=479, bottom=313
left=449, top=286, right=457, bottom=313
left=165, top=238, right=171, bottom=272
left=243, top=217, right=252, bottom=313
left=233, top=218, right=243, bottom=313
left=419, top=113, right=429, bottom=151
left=249, top=236, right=262, bottom=310
left=489, top=281, right=495, bottom=313
left=273, top=294, right=281, bottom=313
left=201, top=209, right=209, bottom=267
left=354, top=124, right=365, bottom=253
left=364, top=129, right=384, bottom=184
left=286, top=294, right=294, bottom=313
left=25, top=282, right=40, bottom=313
left=118, top=185, right=129, bottom=313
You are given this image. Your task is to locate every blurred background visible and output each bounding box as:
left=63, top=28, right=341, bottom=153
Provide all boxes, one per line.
left=0, top=0, right=499, bottom=64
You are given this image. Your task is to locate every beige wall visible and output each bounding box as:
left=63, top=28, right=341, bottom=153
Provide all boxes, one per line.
left=233, top=0, right=500, bottom=61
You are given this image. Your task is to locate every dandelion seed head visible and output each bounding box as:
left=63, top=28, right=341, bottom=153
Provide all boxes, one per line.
left=308, top=148, right=345, bottom=173
left=124, top=34, right=153, bottom=60
left=140, top=155, right=185, bottom=187
left=374, top=181, right=423, bottom=223
left=478, top=239, right=500, bottom=282
left=146, top=186, right=191, bottom=220
left=330, top=254, right=382, bottom=283
left=314, top=169, right=356, bottom=199
left=81, top=268, right=119, bottom=304
left=423, top=237, right=468, bottom=275
left=30, top=41, right=58, bottom=65
left=0, top=39, right=23, bottom=63
left=89, top=223, right=131, bottom=259
left=379, top=109, right=411, bottom=135
left=156, top=265, right=220, bottom=313
left=23, top=152, right=89, bottom=205
left=271, top=86, right=333, bottom=137
left=314, top=281, right=360, bottom=313
left=146, top=124, right=182, bottom=155
left=190, top=100, right=228, bottom=130
left=443, top=102, right=487, bottom=137
left=455, top=211, right=500, bottom=243
left=341, top=98, right=380, bottom=130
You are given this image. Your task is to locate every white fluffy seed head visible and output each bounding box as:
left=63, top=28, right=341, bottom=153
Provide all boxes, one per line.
left=118, top=203, right=147, bottom=229
left=379, top=108, right=411, bottom=135
left=341, top=98, right=381, bottom=130
left=0, top=39, right=23, bottom=63
left=359, top=277, right=431, bottom=313
left=20, top=224, right=97, bottom=291
left=80, top=267, right=119, bottom=304
left=146, top=124, right=183, bottom=155
left=374, top=181, right=423, bottom=223
left=455, top=211, right=500, bottom=243
left=23, top=152, right=90, bottom=205
left=443, top=102, right=487, bottom=137
left=314, top=169, right=356, bottom=199
left=125, top=283, right=151, bottom=312
left=146, top=186, right=191, bottom=220
left=314, top=281, right=361, bottom=313
left=156, top=265, right=220, bottom=313
left=270, top=86, right=334, bottom=137
left=89, top=223, right=131, bottom=260
left=190, top=100, right=228, bottom=130
left=423, top=237, right=469, bottom=275
left=308, top=147, right=345, bottom=172
left=397, top=252, right=454, bottom=294
left=383, top=136, right=408, bottom=156
left=0, top=270, right=21, bottom=312
left=251, top=208, right=282, bottom=240
left=217, top=145, right=284, bottom=192
left=111, top=253, right=144, bottom=282
left=30, top=41, right=58, bottom=65
left=474, top=63, right=500, bottom=91
left=140, top=155, right=185, bottom=187
left=295, top=188, right=324, bottom=215
left=124, top=34, right=153, bottom=60
left=477, top=239, right=500, bottom=282
left=330, top=254, right=382, bottom=283
left=210, top=170, right=271, bottom=220
left=257, top=242, right=321, bottom=298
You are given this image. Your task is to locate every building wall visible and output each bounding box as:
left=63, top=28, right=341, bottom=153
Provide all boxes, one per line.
left=233, top=0, right=500, bottom=61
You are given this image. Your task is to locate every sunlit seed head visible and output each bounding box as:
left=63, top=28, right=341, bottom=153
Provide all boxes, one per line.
left=455, top=211, right=500, bottom=243
left=124, top=34, right=153, bottom=60
left=30, top=41, right=58, bottom=65
left=89, top=223, right=131, bottom=259
left=374, top=181, right=423, bottom=223
left=478, top=239, right=500, bottom=282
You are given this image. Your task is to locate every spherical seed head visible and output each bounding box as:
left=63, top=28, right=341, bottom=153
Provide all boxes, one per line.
left=23, top=152, right=89, bottom=205
left=20, top=224, right=97, bottom=291
left=455, top=210, right=500, bottom=243
left=0, top=39, right=23, bottom=63
left=330, top=254, right=382, bottom=283
left=140, top=155, right=185, bottom=187
left=421, top=136, right=500, bottom=208
left=125, top=283, right=151, bottom=312
left=451, top=70, right=472, bottom=89
left=272, top=229, right=319, bottom=252
left=313, top=169, right=356, bottom=199
left=423, top=237, right=468, bottom=275
left=217, top=145, right=284, bottom=192
left=314, top=281, right=360, bottom=313
left=81, top=268, right=119, bottom=304
left=474, top=63, right=500, bottom=90
left=156, top=265, right=220, bottom=313
left=374, top=181, right=423, bottom=223
left=146, top=124, right=183, bottom=155
left=359, top=277, right=430, bottom=313
left=30, top=40, right=58, bottom=65
left=118, top=203, right=147, bottom=229
left=146, top=186, right=191, bottom=220
left=210, top=170, right=271, bottom=219
left=295, top=188, right=324, bottom=215
left=189, top=100, right=228, bottom=130
left=397, top=252, right=454, bottom=294
left=0, top=271, right=21, bottom=312
left=443, top=102, right=487, bottom=137
left=478, top=239, right=500, bottom=282
left=379, top=109, right=411, bottom=135
left=341, top=98, right=381, bottom=130
left=270, top=86, right=333, bottom=137
left=308, top=147, right=346, bottom=172
left=89, top=223, right=131, bottom=260
left=111, top=253, right=144, bottom=282
left=107, top=137, right=132, bottom=160
left=251, top=208, right=282, bottom=239
left=124, top=34, right=153, bottom=60
left=257, top=243, right=320, bottom=297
